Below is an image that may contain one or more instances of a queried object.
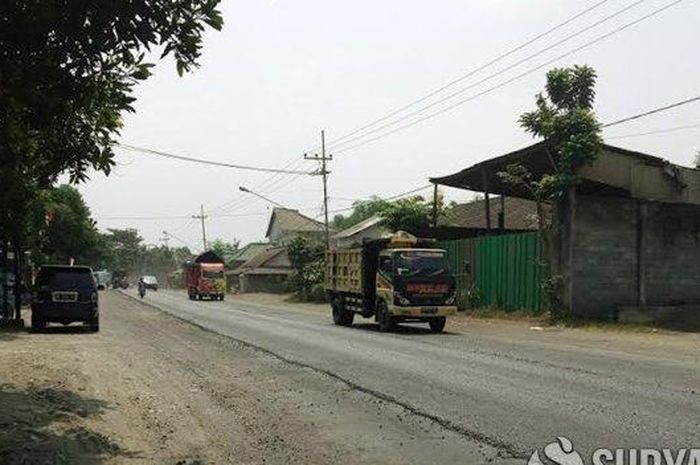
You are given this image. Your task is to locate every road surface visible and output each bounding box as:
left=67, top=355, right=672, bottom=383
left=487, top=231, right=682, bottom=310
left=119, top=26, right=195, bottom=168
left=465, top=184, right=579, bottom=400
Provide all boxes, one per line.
left=2, top=290, right=698, bottom=465
left=141, top=289, right=699, bottom=462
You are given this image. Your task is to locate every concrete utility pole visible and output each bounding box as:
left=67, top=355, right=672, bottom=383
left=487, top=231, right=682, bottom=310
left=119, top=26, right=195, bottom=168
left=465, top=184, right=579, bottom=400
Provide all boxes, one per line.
left=192, top=205, right=208, bottom=251
left=305, top=130, right=332, bottom=248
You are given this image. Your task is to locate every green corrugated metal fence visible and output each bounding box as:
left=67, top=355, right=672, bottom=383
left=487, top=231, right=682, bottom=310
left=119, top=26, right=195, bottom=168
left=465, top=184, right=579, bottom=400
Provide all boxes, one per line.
left=439, top=232, right=544, bottom=313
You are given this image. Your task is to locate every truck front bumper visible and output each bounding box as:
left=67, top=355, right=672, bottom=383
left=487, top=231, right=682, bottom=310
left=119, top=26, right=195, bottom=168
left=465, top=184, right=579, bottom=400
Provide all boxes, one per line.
left=388, top=305, right=457, bottom=318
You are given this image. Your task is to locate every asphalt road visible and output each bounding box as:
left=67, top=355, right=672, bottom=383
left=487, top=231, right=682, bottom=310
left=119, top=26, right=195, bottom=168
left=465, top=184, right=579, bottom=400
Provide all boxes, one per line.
left=135, top=289, right=699, bottom=463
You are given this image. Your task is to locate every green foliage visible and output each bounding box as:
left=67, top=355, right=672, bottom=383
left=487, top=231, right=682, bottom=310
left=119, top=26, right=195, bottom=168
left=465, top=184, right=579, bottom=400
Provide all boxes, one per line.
left=209, top=239, right=240, bottom=261
left=332, top=197, right=388, bottom=229
left=502, top=65, right=603, bottom=200
left=0, top=1, right=223, bottom=241
left=379, top=196, right=433, bottom=233
left=101, top=228, right=191, bottom=281
left=23, top=185, right=106, bottom=266
left=333, top=192, right=444, bottom=234
left=286, top=237, right=326, bottom=302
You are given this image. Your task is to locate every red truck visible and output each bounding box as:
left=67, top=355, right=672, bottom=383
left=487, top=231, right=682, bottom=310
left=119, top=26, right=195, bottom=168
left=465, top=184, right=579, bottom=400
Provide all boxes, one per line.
left=184, top=251, right=226, bottom=301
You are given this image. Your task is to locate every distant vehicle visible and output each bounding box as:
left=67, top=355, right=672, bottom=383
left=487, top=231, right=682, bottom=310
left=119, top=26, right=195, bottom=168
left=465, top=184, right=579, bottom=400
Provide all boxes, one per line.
left=111, top=269, right=129, bottom=289
left=93, top=270, right=111, bottom=290
left=141, top=275, right=159, bottom=291
left=31, top=265, right=100, bottom=332
left=325, top=232, right=457, bottom=333
left=184, top=251, right=226, bottom=301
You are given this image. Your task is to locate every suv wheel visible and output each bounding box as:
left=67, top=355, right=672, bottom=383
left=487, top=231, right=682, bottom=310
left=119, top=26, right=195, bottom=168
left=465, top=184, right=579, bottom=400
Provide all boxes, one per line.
left=86, top=316, right=100, bottom=333
left=31, top=317, right=46, bottom=332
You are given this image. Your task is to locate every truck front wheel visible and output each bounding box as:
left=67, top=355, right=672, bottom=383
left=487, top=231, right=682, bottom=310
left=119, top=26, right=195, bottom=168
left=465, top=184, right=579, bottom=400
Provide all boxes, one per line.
left=428, top=317, right=446, bottom=333
left=376, top=301, right=396, bottom=332
left=331, top=298, right=354, bottom=326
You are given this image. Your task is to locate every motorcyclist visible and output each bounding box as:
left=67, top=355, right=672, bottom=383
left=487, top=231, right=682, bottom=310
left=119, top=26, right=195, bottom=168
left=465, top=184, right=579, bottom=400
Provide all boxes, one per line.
left=138, top=277, right=146, bottom=298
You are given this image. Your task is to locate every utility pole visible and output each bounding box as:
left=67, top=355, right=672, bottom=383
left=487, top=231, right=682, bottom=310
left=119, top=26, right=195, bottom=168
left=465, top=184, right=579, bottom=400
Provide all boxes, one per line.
left=192, top=204, right=208, bottom=251
left=305, top=130, right=332, bottom=248
left=161, top=231, right=170, bottom=249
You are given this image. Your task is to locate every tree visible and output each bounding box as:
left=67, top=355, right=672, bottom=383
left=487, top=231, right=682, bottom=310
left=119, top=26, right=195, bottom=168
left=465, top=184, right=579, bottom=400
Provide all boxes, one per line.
left=498, top=65, right=602, bottom=316
left=503, top=65, right=602, bottom=202
left=379, top=196, right=432, bottom=233
left=209, top=239, right=240, bottom=261
left=21, top=185, right=107, bottom=267
left=332, top=197, right=389, bottom=230
left=286, top=237, right=325, bottom=301
left=103, top=228, right=144, bottom=277
left=0, top=1, right=224, bottom=243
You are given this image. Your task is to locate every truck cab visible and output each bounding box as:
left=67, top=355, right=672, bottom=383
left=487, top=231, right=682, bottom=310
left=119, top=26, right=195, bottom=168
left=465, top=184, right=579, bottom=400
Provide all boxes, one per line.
left=326, top=232, right=457, bottom=333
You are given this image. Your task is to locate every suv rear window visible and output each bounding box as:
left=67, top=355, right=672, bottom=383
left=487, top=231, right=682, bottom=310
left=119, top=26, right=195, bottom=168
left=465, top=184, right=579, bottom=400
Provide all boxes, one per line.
left=36, top=268, right=95, bottom=289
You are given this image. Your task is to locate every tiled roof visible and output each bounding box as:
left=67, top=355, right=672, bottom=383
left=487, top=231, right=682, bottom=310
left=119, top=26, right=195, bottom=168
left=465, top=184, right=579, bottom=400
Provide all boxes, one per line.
left=227, top=247, right=291, bottom=275
left=332, top=215, right=385, bottom=239
left=440, top=196, right=541, bottom=230
left=265, top=208, right=331, bottom=238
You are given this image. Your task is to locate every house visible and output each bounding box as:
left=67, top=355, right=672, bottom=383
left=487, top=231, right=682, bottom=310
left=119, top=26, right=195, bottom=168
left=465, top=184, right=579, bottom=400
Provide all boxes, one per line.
left=331, top=215, right=390, bottom=249
left=227, top=247, right=292, bottom=293
left=226, top=242, right=274, bottom=270
left=224, top=242, right=275, bottom=291
left=431, top=141, right=700, bottom=323
left=265, top=207, right=331, bottom=245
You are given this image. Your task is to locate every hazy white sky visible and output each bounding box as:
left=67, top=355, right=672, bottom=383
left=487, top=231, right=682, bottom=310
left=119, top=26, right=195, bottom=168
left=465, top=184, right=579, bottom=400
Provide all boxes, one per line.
left=78, top=0, right=700, bottom=250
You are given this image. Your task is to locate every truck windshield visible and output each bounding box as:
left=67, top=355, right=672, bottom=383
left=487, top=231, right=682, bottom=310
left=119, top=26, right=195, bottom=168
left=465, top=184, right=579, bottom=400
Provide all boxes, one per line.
left=394, top=251, right=450, bottom=278
left=203, top=270, right=224, bottom=279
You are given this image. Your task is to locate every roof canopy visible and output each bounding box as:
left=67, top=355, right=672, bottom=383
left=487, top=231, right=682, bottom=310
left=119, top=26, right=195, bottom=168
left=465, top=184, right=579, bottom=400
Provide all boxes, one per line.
left=430, top=142, right=700, bottom=205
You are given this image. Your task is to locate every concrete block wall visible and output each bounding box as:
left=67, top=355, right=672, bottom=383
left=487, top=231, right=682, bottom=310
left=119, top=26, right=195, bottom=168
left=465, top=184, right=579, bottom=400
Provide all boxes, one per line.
left=643, top=202, right=700, bottom=305
left=567, top=195, right=700, bottom=317
left=569, top=195, right=638, bottom=317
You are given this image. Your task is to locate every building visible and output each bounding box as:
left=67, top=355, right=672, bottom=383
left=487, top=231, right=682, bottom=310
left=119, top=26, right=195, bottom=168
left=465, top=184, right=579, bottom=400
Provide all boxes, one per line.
left=227, top=247, right=292, bottom=294
left=265, top=207, right=331, bottom=245
left=331, top=215, right=389, bottom=249
left=440, top=196, right=540, bottom=231
left=432, top=142, right=700, bottom=322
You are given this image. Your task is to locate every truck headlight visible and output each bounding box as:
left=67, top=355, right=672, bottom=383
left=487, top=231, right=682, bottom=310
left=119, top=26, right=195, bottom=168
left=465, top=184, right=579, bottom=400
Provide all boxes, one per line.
left=393, top=292, right=411, bottom=306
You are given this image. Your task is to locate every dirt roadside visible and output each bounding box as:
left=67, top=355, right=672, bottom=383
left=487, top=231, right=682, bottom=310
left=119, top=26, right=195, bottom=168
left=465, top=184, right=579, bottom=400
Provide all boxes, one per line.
left=0, top=291, right=510, bottom=465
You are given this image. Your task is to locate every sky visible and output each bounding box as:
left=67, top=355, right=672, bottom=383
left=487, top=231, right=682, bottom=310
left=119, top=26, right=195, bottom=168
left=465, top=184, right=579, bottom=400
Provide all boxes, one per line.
left=77, top=0, right=700, bottom=251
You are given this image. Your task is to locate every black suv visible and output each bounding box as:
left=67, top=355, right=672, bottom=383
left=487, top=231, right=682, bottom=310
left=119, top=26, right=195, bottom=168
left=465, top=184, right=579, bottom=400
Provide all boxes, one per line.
left=31, top=265, right=100, bottom=332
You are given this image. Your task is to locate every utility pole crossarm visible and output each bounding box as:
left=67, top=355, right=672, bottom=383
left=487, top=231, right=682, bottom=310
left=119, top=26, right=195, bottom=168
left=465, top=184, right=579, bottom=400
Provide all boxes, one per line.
left=305, top=130, right=332, bottom=248
left=192, top=204, right=208, bottom=251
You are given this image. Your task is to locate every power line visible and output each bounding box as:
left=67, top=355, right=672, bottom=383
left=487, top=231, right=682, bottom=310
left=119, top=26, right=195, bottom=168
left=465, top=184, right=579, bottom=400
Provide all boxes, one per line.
left=328, top=0, right=648, bottom=152
left=602, top=96, right=700, bottom=128
left=115, top=142, right=315, bottom=175
left=326, top=0, right=614, bottom=148
left=332, top=0, right=685, bottom=155
left=606, top=121, right=700, bottom=139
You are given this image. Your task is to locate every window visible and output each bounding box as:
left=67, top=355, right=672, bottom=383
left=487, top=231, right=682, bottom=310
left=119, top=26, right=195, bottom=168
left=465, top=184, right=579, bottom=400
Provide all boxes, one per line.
left=379, top=256, right=393, bottom=275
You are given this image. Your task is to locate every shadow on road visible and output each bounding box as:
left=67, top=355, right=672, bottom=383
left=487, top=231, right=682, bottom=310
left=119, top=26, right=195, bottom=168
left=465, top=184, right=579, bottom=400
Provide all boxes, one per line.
left=0, top=384, right=137, bottom=465
left=349, top=322, right=456, bottom=336
left=32, top=325, right=96, bottom=335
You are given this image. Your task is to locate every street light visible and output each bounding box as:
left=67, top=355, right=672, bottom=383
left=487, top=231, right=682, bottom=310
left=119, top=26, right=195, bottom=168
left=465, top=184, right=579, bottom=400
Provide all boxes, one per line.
left=238, top=185, right=286, bottom=208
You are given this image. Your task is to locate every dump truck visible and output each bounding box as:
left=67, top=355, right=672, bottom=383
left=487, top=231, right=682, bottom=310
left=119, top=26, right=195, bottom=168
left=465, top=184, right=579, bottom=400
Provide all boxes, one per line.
left=184, top=251, right=226, bottom=301
left=325, top=231, right=457, bottom=333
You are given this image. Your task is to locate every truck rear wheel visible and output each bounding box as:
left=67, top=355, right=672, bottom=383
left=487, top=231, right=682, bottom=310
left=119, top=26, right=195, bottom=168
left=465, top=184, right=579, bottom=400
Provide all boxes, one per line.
left=331, top=298, right=354, bottom=326
left=376, top=301, right=396, bottom=332
left=428, top=317, right=446, bottom=333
